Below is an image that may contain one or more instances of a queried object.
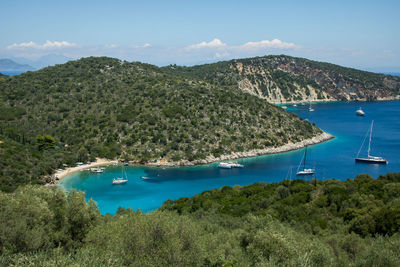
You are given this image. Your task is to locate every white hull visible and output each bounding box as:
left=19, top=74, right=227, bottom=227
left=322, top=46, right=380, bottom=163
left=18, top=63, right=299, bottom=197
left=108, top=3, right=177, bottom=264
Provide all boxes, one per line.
left=296, top=169, right=315, bottom=175
left=218, top=162, right=244, bottom=169
left=112, top=178, right=128, bottom=185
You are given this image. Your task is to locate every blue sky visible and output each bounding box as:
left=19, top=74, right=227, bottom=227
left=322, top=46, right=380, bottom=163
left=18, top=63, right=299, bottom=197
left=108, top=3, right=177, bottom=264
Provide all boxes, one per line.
left=1, top=0, right=399, bottom=70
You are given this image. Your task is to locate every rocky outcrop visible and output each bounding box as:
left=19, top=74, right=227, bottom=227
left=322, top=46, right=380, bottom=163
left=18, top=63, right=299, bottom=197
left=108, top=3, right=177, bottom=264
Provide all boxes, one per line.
left=228, top=56, right=400, bottom=103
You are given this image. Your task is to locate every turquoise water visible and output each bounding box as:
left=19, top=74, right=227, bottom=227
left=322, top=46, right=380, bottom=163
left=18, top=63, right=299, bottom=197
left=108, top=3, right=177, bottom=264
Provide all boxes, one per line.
left=59, top=100, right=400, bottom=214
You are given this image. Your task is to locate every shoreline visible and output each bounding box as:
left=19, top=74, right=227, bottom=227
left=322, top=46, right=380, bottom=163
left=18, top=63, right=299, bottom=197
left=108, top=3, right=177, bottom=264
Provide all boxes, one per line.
left=49, top=132, right=334, bottom=184
left=148, top=131, right=334, bottom=167
left=46, top=158, right=118, bottom=186
left=270, top=96, right=400, bottom=105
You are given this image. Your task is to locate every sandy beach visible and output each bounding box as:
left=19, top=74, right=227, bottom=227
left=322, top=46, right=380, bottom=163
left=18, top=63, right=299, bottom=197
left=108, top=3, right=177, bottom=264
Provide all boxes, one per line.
left=46, top=158, right=118, bottom=186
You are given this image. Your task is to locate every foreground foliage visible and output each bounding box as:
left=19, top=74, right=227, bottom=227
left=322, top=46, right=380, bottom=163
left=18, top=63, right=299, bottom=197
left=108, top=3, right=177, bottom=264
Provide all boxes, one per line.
left=1, top=173, right=399, bottom=266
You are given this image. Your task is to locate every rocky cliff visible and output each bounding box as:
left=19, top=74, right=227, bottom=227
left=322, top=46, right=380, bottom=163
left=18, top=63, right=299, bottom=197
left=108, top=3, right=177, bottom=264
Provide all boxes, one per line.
left=166, top=55, right=400, bottom=103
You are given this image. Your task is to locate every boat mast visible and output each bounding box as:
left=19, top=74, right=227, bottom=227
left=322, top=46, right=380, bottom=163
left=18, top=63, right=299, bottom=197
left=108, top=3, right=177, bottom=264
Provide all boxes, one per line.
left=368, top=120, right=374, bottom=158
left=303, top=146, right=307, bottom=170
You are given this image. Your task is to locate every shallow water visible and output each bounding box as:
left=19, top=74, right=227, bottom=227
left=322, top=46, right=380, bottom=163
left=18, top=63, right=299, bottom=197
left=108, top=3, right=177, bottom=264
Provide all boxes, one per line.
left=59, top=100, right=400, bottom=214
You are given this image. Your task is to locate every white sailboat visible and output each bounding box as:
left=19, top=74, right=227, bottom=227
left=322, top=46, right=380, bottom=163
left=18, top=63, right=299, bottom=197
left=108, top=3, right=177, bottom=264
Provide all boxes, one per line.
left=356, top=107, right=365, bottom=116
left=296, top=145, right=315, bottom=175
left=355, top=120, right=388, bottom=164
left=308, top=101, right=314, bottom=112
left=113, top=167, right=128, bottom=185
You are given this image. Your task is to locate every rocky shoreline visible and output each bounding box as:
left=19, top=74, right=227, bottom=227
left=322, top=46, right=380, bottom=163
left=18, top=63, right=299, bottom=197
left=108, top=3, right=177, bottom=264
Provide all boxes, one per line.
left=147, top=132, right=334, bottom=167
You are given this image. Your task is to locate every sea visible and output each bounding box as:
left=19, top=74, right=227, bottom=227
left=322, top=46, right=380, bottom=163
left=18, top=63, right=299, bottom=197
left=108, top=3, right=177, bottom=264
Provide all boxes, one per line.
left=59, top=100, right=400, bottom=214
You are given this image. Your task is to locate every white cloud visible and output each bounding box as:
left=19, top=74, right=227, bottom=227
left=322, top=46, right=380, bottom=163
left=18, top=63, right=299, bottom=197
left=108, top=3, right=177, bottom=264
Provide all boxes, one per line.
left=7, top=40, right=78, bottom=50
left=133, top=43, right=151, bottom=48
left=239, top=39, right=298, bottom=50
left=185, top=38, right=227, bottom=50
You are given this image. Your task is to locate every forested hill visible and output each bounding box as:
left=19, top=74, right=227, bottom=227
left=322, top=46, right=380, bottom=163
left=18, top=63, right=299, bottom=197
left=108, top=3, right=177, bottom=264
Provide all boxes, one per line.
left=0, top=57, right=321, bottom=191
left=165, top=55, right=400, bottom=103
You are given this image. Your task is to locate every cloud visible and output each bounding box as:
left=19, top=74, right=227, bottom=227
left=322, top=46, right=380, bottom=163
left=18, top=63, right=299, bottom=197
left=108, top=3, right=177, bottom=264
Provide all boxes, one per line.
left=238, top=39, right=298, bottom=50
left=185, top=38, right=227, bottom=50
left=7, top=40, right=78, bottom=50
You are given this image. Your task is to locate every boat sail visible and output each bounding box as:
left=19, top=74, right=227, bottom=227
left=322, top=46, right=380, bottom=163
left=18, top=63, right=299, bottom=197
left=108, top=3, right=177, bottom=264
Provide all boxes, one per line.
left=113, top=167, right=128, bottom=185
left=355, top=120, right=388, bottom=164
left=296, top=145, right=315, bottom=175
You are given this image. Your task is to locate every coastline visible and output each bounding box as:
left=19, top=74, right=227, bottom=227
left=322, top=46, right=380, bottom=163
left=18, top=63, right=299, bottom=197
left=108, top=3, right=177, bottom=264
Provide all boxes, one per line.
left=46, top=158, right=118, bottom=186
left=148, top=131, right=334, bottom=167
left=49, top=132, right=333, bottom=184
left=270, top=96, right=400, bottom=105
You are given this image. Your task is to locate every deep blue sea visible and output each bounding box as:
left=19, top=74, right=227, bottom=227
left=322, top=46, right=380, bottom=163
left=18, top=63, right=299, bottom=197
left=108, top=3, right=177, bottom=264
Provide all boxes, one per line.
left=0, top=71, right=26, bottom=76
left=59, top=100, right=400, bottom=214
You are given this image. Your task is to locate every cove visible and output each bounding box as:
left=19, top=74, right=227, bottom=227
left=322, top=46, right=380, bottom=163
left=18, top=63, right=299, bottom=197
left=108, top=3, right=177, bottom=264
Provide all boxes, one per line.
left=59, top=100, right=400, bottom=214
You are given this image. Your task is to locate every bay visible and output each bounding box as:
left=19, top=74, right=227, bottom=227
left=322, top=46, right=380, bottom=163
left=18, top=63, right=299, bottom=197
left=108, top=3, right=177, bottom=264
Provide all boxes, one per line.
left=59, top=100, right=400, bottom=214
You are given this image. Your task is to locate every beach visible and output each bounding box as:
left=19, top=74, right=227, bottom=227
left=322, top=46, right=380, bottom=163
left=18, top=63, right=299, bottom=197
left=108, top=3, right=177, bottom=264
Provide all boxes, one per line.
left=46, top=158, right=118, bottom=186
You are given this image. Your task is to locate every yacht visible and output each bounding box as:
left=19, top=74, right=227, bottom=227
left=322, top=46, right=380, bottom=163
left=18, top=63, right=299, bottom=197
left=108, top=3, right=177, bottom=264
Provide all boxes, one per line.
left=113, top=168, right=128, bottom=185
left=218, top=162, right=244, bottom=169
left=355, top=120, right=388, bottom=164
left=296, top=145, right=315, bottom=175
left=90, top=168, right=104, bottom=173
left=356, top=107, right=365, bottom=116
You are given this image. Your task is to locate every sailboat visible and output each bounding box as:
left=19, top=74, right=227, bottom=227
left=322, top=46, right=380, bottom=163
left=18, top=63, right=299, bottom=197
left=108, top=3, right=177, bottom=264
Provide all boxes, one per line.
left=308, top=101, right=314, bottom=112
left=296, top=145, right=315, bottom=175
left=113, top=167, right=128, bottom=185
left=355, top=120, right=388, bottom=164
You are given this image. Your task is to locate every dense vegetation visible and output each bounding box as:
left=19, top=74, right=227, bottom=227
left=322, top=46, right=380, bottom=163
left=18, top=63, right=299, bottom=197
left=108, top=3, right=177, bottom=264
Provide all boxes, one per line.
left=0, top=173, right=399, bottom=266
left=165, top=55, right=400, bottom=102
left=0, top=56, right=321, bottom=191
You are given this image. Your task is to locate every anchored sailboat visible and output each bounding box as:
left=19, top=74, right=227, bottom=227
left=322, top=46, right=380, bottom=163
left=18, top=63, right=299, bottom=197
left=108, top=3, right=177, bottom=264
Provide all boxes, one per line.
left=296, top=145, right=315, bottom=175
left=355, top=120, right=388, bottom=164
left=113, top=167, right=128, bottom=185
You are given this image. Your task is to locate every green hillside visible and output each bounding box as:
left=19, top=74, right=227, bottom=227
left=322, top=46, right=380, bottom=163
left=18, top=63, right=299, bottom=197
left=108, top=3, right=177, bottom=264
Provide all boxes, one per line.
left=165, top=55, right=400, bottom=102
left=0, top=57, right=321, bottom=191
left=1, top=173, right=399, bottom=266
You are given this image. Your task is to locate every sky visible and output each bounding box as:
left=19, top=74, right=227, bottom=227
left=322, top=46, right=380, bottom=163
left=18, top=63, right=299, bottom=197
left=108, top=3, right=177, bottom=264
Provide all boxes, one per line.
left=1, top=0, right=399, bottom=71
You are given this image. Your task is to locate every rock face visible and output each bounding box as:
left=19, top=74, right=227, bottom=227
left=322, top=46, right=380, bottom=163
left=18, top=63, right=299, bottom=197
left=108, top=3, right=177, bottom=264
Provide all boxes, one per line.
left=166, top=55, right=400, bottom=103
left=230, top=56, right=400, bottom=103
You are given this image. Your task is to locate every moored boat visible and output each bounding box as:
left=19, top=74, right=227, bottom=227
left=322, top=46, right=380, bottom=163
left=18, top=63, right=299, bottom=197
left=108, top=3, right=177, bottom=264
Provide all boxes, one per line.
left=296, top=145, right=315, bottom=175
left=355, top=120, right=388, bottom=164
left=356, top=107, right=365, bottom=116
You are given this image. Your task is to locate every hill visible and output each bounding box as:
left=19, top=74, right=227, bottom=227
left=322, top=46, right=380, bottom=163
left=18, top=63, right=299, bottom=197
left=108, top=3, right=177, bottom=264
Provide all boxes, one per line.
left=0, top=56, right=323, bottom=191
left=165, top=55, right=400, bottom=103
left=0, top=173, right=399, bottom=266
left=0, top=58, right=35, bottom=72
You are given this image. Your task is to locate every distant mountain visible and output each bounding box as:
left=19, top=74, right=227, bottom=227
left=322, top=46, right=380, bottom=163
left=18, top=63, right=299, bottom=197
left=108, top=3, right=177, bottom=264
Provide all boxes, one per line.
left=11, top=54, right=72, bottom=69
left=0, top=58, right=35, bottom=72
left=165, top=55, right=400, bottom=103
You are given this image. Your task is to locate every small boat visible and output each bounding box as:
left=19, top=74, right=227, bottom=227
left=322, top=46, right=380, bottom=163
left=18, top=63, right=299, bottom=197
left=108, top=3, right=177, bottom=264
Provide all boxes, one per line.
left=296, top=145, right=315, bottom=175
left=113, top=168, right=128, bottom=185
left=293, top=104, right=297, bottom=107
left=355, top=120, right=388, bottom=164
left=356, top=107, right=365, bottom=116
left=90, top=168, right=104, bottom=173
left=218, top=162, right=244, bottom=169
left=112, top=178, right=128, bottom=185
left=141, top=176, right=150, bottom=180
left=308, top=102, right=314, bottom=112
left=218, top=162, right=232, bottom=169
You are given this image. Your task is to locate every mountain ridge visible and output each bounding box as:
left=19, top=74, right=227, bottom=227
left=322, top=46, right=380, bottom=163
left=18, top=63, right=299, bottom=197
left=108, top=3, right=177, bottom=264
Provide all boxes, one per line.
left=0, top=58, right=35, bottom=72
left=165, top=55, right=400, bottom=103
